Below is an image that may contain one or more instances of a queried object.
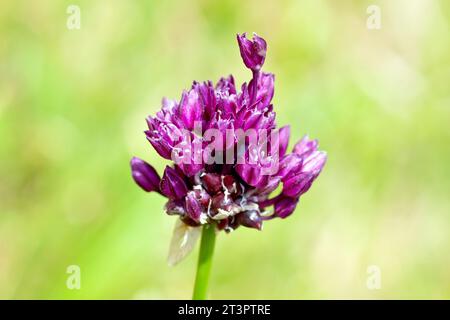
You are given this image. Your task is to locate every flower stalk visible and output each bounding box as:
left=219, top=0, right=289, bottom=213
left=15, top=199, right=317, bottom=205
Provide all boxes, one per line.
left=192, top=225, right=216, bottom=300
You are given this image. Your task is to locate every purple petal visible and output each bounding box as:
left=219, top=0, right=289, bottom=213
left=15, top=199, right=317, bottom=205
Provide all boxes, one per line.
left=158, top=98, right=177, bottom=121
left=201, top=173, right=222, bottom=194
left=277, top=153, right=303, bottom=181
left=282, top=172, right=314, bottom=198
left=302, top=151, right=327, bottom=176
left=145, top=132, right=172, bottom=159
left=179, top=89, right=202, bottom=131
left=178, top=163, right=204, bottom=178
left=160, top=166, right=189, bottom=199
left=274, top=196, right=299, bottom=219
left=256, top=72, right=274, bottom=108
left=237, top=210, right=262, bottom=230
left=255, top=104, right=276, bottom=130
left=130, top=157, right=161, bottom=192
left=215, top=75, right=236, bottom=95
left=242, top=111, right=264, bottom=130
left=185, top=191, right=203, bottom=222
left=145, top=117, right=181, bottom=159
left=210, top=193, right=234, bottom=215
left=171, top=134, right=204, bottom=177
left=256, top=176, right=281, bottom=195
left=281, top=151, right=326, bottom=198
left=293, top=135, right=318, bottom=158
left=235, top=163, right=262, bottom=187
left=278, top=125, right=290, bottom=157
left=193, top=81, right=216, bottom=121
left=165, top=199, right=185, bottom=215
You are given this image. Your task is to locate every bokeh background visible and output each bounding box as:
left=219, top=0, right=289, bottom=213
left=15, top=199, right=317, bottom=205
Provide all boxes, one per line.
left=0, top=0, right=449, bottom=299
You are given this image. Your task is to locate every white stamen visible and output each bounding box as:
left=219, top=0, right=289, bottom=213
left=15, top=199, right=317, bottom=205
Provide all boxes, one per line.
left=221, top=175, right=231, bottom=202
left=199, top=213, right=208, bottom=224
left=260, top=209, right=273, bottom=217
left=207, top=199, right=212, bottom=216
left=212, top=209, right=231, bottom=220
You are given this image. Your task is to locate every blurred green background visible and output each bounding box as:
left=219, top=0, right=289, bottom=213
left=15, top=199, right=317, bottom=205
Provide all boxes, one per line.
left=1, top=0, right=449, bottom=299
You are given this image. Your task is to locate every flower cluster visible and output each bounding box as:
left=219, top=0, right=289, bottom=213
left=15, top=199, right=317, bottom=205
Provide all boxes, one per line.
left=131, top=33, right=326, bottom=232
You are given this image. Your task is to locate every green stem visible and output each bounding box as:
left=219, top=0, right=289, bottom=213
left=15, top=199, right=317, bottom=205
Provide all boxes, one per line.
left=192, top=224, right=216, bottom=300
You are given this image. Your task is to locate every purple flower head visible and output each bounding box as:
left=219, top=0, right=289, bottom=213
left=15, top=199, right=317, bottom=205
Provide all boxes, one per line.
left=130, top=33, right=326, bottom=236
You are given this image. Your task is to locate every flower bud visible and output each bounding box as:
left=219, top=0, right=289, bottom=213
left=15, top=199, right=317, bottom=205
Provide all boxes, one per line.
left=237, top=33, right=267, bottom=71
left=165, top=199, right=185, bottom=215
left=274, top=196, right=299, bottom=219
left=185, top=191, right=203, bottom=223
left=237, top=210, right=263, bottom=230
left=160, top=166, right=188, bottom=199
left=282, top=172, right=314, bottom=198
left=130, top=157, right=161, bottom=192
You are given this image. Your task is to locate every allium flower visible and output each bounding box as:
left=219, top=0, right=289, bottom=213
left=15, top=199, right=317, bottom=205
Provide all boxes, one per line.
left=130, top=33, right=326, bottom=293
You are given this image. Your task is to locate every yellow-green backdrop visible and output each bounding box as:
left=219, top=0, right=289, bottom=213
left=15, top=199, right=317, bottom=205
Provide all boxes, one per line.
left=0, top=0, right=449, bottom=299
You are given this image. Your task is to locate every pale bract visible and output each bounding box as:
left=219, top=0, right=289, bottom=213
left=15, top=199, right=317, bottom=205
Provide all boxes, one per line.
left=167, top=219, right=202, bottom=266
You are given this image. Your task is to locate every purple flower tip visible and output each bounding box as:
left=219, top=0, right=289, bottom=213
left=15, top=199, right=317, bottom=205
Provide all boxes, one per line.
left=130, top=157, right=161, bottom=192
left=237, top=32, right=267, bottom=71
